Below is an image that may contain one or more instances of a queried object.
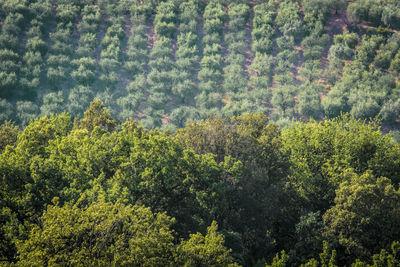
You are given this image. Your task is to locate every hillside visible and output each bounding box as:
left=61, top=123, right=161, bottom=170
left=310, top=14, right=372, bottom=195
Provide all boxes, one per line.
left=0, top=0, right=399, bottom=130
left=2, top=1, right=400, bottom=265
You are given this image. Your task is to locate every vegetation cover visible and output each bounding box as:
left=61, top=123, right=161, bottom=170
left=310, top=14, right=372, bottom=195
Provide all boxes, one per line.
left=1, top=0, right=400, bottom=265
left=0, top=101, right=399, bottom=266
left=0, top=0, right=398, bottom=131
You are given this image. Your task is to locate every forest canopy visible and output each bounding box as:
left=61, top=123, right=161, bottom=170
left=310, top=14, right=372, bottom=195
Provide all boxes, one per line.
left=0, top=101, right=399, bottom=266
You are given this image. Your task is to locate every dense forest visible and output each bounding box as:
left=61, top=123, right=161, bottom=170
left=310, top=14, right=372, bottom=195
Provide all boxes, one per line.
left=1, top=0, right=400, bottom=266
left=1, top=104, right=400, bottom=266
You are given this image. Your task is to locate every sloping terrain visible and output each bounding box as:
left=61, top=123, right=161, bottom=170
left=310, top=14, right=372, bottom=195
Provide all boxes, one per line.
left=0, top=0, right=399, bottom=130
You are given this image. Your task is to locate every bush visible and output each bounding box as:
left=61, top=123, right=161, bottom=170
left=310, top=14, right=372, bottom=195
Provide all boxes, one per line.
left=56, top=4, right=79, bottom=23
left=296, top=82, right=323, bottom=119
left=25, top=36, right=47, bottom=55
left=67, top=85, right=92, bottom=114
left=16, top=101, right=39, bottom=126
left=380, top=99, right=400, bottom=124
left=40, top=91, right=64, bottom=116
left=0, top=98, right=14, bottom=122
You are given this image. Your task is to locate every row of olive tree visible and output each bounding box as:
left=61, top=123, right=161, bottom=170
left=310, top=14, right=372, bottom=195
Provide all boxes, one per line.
left=168, top=0, right=201, bottom=128
left=347, top=0, right=400, bottom=29
left=196, top=0, right=226, bottom=114
left=246, top=1, right=277, bottom=115
left=144, top=1, right=177, bottom=129
left=0, top=1, right=27, bottom=99
left=117, top=6, right=149, bottom=121
left=269, top=0, right=303, bottom=126
left=64, top=4, right=101, bottom=118
left=294, top=0, right=331, bottom=120
left=20, top=0, right=52, bottom=99
left=221, top=2, right=251, bottom=117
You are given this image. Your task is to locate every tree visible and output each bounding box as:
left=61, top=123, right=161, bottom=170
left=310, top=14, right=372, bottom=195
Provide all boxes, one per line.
left=17, top=200, right=177, bottom=266
left=302, top=0, right=330, bottom=26
left=380, top=99, right=400, bottom=124
left=56, top=4, right=78, bottom=23
left=323, top=171, right=400, bottom=264
left=265, top=251, right=289, bottom=267
left=67, top=85, right=93, bottom=117
left=104, top=122, right=242, bottom=237
left=16, top=101, right=39, bottom=127
left=296, top=82, right=322, bottom=119
left=301, top=241, right=337, bottom=267
left=330, top=0, right=346, bottom=14
left=40, top=91, right=64, bottom=116
left=176, top=114, right=293, bottom=265
left=352, top=241, right=400, bottom=267
left=154, top=1, right=176, bottom=38
left=276, top=0, right=303, bottom=37
left=248, top=53, right=274, bottom=89
left=78, top=99, right=117, bottom=132
left=169, top=106, right=200, bottom=128
left=281, top=115, right=400, bottom=210
left=0, top=113, right=72, bottom=261
left=177, top=221, right=239, bottom=266
left=0, top=98, right=14, bottom=122
left=0, top=121, right=19, bottom=152
left=293, top=211, right=324, bottom=264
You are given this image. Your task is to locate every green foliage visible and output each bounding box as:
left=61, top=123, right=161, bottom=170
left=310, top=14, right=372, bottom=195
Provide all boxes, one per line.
left=16, top=101, right=39, bottom=127
left=203, top=0, right=226, bottom=36
left=197, top=0, right=226, bottom=110
left=271, top=85, right=296, bottom=111
left=380, top=99, right=400, bottom=124
left=323, top=171, right=400, bottom=263
left=3, top=0, right=398, bottom=128
left=294, top=211, right=324, bottom=263
left=347, top=0, right=400, bottom=28
left=0, top=121, right=20, bottom=153
left=67, top=85, right=93, bottom=117
left=56, top=4, right=78, bottom=23
left=301, top=24, right=329, bottom=61
left=0, top=113, right=72, bottom=260
left=323, top=53, right=397, bottom=120
left=248, top=53, right=274, bottom=89
left=281, top=115, right=400, bottom=209
left=302, top=0, right=331, bottom=27
left=296, top=82, right=322, bottom=119
left=78, top=99, right=117, bottom=132
left=154, top=1, right=176, bottom=38
left=17, top=200, right=177, bottom=266
left=276, top=0, right=303, bottom=37
left=169, top=106, right=200, bottom=128
left=40, top=91, right=64, bottom=116
left=0, top=98, right=15, bottom=122
left=223, top=2, right=248, bottom=94
left=266, top=251, right=289, bottom=267
left=177, top=114, right=292, bottom=264
left=0, top=1, right=400, bottom=264
left=352, top=241, right=400, bottom=266
left=177, top=221, right=239, bottom=266
left=46, top=22, right=74, bottom=87
left=1, top=93, right=400, bottom=265
left=99, top=23, right=124, bottom=88
left=301, top=241, right=337, bottom=267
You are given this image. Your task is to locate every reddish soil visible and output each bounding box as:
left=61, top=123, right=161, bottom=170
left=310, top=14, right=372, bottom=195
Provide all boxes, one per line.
left=322, top=8, right=350, bottom=70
